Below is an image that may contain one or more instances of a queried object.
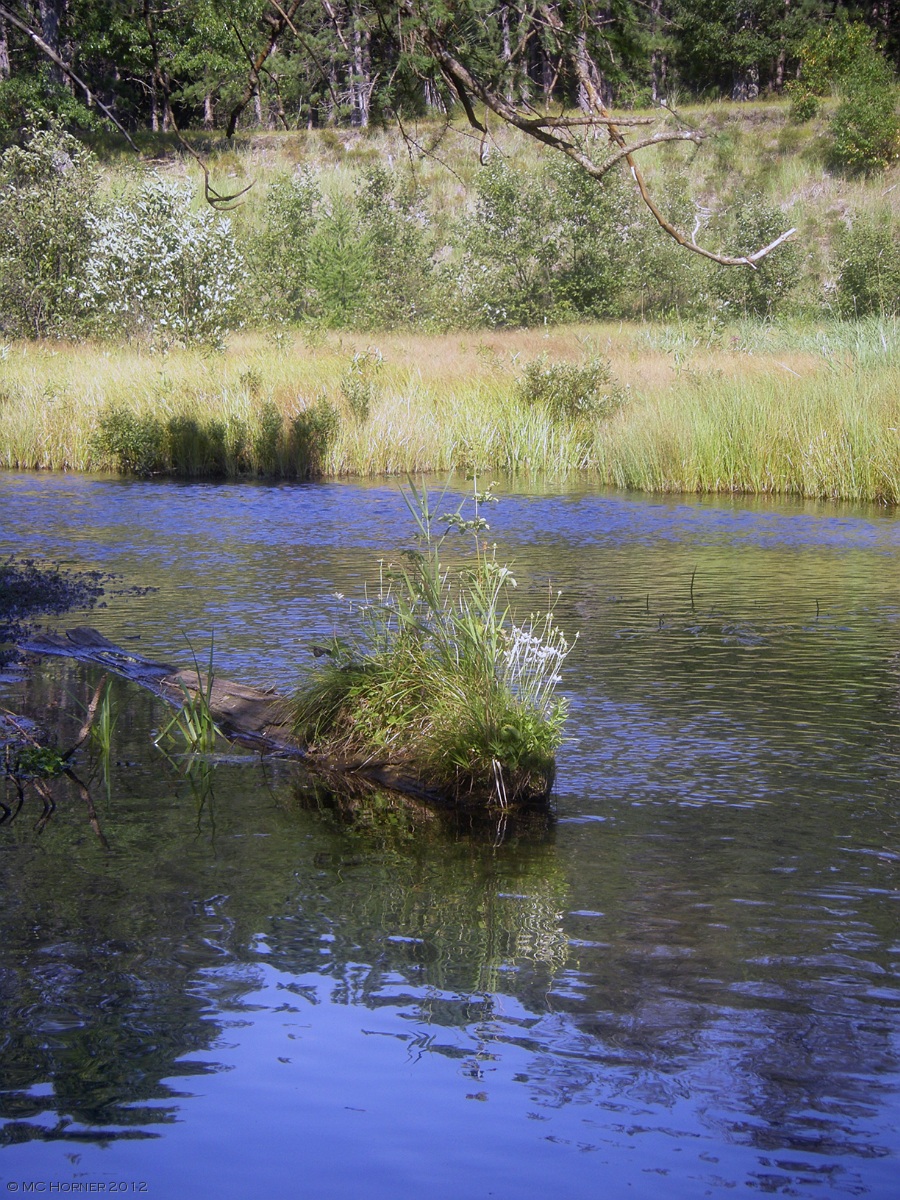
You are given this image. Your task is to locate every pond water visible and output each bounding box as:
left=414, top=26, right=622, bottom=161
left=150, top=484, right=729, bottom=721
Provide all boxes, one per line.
left=1, top=471, right=899, bottom=1199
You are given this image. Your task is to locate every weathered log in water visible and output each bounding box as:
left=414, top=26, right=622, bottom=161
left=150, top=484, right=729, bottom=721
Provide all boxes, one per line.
left=21, top=627, right=523, bottom=811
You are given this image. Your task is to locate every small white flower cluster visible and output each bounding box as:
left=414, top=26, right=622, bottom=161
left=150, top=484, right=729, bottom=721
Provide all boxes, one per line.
left=501, top=617, right=573, bottom=715
left=81, top=176, right=245, bottom=346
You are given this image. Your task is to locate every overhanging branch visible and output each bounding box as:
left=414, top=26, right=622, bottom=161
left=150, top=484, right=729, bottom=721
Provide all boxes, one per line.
left=0, top=2, right=138, bottom=150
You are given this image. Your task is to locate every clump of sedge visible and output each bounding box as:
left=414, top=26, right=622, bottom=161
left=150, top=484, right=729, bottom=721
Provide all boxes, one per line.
left=292, top=479, right=574, bottom=806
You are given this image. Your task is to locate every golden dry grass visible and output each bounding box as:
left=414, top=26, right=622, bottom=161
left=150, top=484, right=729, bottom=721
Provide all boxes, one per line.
left=2, top=322, right=898, bottom=503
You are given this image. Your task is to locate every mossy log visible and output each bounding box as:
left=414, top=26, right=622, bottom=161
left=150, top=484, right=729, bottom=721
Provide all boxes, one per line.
left=21, top=627, right=496, bottom=808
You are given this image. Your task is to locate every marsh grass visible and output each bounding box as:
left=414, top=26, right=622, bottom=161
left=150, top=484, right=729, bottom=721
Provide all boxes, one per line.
left=293, top=480, right=573, bottom=806
left=155, top=638, right=223, bottom=755
left=2, top=321, right=899, bottom=501
left=593, top=331, right=900, bottom=502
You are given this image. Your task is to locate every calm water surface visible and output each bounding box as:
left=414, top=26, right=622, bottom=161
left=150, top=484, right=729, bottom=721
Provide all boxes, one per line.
left=1, top=471, right=899, bottom=1198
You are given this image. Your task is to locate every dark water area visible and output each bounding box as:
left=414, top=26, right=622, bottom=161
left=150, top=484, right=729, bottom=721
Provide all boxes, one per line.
left=1, top=471, right=898, bottom=1198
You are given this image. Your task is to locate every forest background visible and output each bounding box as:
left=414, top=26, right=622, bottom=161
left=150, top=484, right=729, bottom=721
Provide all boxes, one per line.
left=1, top=2, right=900, bottom=502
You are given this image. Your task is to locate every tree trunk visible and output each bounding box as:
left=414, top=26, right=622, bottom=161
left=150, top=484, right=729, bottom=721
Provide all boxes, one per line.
left=650, top=0, right=662, bottom=102
left=204, top=93, right=214, bottom=129
left=0, top=16, right=10, bottom=79
left=351, top=7, right=370, bottom=127
left=500, top=3, right=513, bottom=103
left=38, top=0, right=65, bottom=85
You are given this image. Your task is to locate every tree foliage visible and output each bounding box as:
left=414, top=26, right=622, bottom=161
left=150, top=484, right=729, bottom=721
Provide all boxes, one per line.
left=0, top=1, right=897, bottom=139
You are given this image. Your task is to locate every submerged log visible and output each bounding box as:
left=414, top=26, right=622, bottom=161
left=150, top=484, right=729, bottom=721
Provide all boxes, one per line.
left=21, top=627, right=464, bottom=807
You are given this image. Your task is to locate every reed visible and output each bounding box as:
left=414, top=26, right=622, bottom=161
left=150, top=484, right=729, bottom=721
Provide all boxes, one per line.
left=293, top=480, right=573, bottom=805
left=594, top=360, right=900, bottom=503
left=155, top=638, right=223, bottom=755
left=1, top=322, right=898, bottom=502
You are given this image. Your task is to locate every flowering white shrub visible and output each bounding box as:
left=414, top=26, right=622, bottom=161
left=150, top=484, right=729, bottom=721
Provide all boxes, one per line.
left=82, top=176, right=245, bottom=345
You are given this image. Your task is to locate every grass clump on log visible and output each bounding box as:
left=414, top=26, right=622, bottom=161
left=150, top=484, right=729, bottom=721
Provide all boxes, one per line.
left=292, top=480, right=573, bottom=807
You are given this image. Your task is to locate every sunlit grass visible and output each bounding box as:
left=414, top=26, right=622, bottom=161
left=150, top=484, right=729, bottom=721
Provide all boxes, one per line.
left=1, top=321, right=898, bottom=502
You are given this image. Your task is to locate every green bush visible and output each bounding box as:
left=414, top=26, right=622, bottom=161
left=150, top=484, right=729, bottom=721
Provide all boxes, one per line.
left=789, top=21, right=900, bottom=172
left=546, top=159, right=638, bottom=319
left=457, top=154, right=560, bottom=327
left=353, top=165, right=437, bottom=328
left=709, top=195, right=800, bottom=318
left=90, top=408, right=165, bottom=475
left=251, top=169, right=320, bottom=322
left=340, top=348, right=382, bottom=422
left=829, top=61, right=900, bottom=175
left=0, top=124, right=99, bottom=337
left=288, top=397, right=340, bottom=477
left=788, top=21, right=880, bottom=121
left=516, top=356, right=624, bottom=423
left=305, top=191, right=372, bottom=327
left=835, top=214, right=900, bottom=317
left=0, top=72, right=100, bottom=149
left=90, top=396, right=340, bottom=478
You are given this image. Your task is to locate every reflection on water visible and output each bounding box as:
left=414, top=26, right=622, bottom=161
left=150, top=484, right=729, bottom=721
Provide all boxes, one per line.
left=1, top=472, right=899, bottom=1198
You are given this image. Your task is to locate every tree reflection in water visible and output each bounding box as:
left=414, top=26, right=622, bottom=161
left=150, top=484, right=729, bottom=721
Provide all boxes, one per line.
left=0, top=662, right=898, bottom=1196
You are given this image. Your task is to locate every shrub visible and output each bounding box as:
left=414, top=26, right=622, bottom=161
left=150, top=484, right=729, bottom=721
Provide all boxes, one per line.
left=516, top=356, right=624, bottom=423
left=353, top=165, right=437, bottom=328
left=546, top=158, right=638, bottom=319
left=829, top=63, right=900, bottom=175
left=305, top=191, right=372, bottom=327
left=788, top=21, right=900, bottom=172
left=293, top=481, right=573, bottom=805
left=81, top=176, right=245, bottom=346
left=250, top=169, right=320, bottom=322
left=788, top=21, right=880, bottom=122
left=89, top=408, right=165, bottom=474
left=709, top=195, right=800, bottom=318
left=0, top=72, right=100, bottom=149
left=288, top=397, right=340, bottom=477
left=457, top=154, right=560, bottom=327
left=0, top=124, right=99, bottom=337
left=340, top=348, right=383, bottom=422
left=835, top=214, right=900, bottom=317
left=90, top=396, right=340, bottom=478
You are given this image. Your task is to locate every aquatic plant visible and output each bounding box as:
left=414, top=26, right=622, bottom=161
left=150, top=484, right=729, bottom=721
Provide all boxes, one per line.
left=155, top=638, right=223, bottom=755
left=293, top=480, right=573, bottom=805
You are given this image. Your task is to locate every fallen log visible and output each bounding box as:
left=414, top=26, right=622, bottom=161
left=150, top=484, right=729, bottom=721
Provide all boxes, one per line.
left=21, top=627, right=452, bottom=806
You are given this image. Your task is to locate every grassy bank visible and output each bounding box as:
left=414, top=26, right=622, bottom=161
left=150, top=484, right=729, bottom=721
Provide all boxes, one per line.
left=1, top=319, right=898, bottom=503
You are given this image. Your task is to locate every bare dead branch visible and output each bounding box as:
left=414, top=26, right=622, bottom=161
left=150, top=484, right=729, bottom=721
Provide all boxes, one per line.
left=0, top=2, right=139, bottom=150
left=64, top=767, right=109, bottom=848
left=522, top=113, right=656, bottom=129
left=411, top=2, right=796, bottom=269
left=62, top=674, right=108, bottom=761
left=589, top=129, right=704, bottom=178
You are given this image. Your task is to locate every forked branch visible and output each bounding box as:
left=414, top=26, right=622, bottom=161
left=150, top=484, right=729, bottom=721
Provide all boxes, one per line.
left=415, top=3, right=796, bottom=269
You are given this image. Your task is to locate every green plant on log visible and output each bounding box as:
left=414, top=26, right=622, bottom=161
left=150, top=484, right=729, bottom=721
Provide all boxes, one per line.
left=293, top=479, right=574, bottom=805
left=155, top=637, right=222, bottom=755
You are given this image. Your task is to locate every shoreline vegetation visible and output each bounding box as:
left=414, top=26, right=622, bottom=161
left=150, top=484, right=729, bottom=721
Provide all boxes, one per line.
left=2, top=101, right=900, bottom=505
left=2, top=319, right=899, bottom=504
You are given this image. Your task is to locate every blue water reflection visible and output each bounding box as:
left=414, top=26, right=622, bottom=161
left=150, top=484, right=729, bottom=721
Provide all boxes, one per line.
left=1, top=471, right=899, bottom=1198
